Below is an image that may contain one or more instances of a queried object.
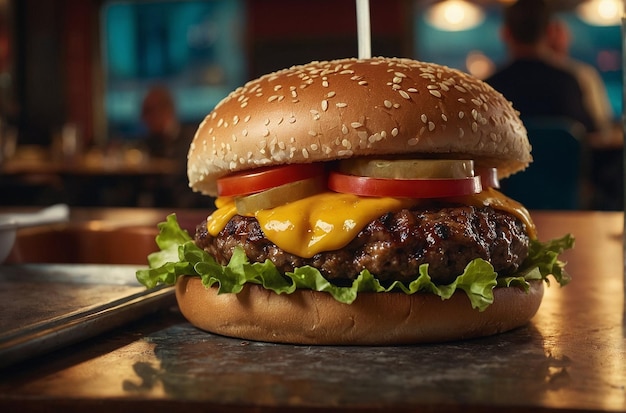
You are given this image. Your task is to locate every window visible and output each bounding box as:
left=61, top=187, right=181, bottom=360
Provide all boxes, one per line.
left=101, top=0, right=247, bottom=139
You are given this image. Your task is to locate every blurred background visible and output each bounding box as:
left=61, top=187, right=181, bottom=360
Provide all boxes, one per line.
left=0, top=0, right=621, bottom=210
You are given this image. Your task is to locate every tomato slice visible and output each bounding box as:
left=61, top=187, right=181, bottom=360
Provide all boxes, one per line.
left=476, top=167, right=500, bottom=189
left=328, top=172, right=482, bottom=198
left=217, top=163, right=325, bottom=197
left=235, top=176, right=326, bottom=215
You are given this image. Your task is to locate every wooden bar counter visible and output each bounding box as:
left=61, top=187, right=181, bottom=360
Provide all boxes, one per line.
left=0, top=209, right=624, bottom=412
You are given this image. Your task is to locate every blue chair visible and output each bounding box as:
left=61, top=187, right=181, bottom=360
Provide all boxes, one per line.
left=501, top=117, right=587, bottom=210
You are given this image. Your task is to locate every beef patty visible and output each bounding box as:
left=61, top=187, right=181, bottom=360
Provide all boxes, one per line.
left=195, top=205, right=530, bottom=286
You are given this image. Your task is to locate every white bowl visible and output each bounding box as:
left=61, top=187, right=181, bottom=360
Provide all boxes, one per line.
left=0, top=204, right=70, bottom=263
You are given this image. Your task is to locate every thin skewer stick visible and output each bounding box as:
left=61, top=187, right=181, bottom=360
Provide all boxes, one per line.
left=356, top=0, right=371, bottom=59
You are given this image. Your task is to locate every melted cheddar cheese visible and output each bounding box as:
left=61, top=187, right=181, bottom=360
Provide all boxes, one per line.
left=206, top=188, right=536, bottom=258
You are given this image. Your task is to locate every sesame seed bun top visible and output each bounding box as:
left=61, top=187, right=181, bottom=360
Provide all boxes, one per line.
left=187, top=57, right=531, bottom=196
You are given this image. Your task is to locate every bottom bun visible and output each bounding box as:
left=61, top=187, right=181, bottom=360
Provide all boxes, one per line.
left=175, top=277, right=544, bottom=345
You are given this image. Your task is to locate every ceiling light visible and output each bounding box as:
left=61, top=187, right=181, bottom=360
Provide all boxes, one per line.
left=576, top=0, right=622, bottom=26
left=425, top=0, right=485, bottom=31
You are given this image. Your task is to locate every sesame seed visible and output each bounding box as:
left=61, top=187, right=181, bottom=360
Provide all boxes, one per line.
left=244, top=115, right=251, bottom=123
left=321, top=100, right=329, bottom=111
left=342, top=124, right=349, bottom=134
left=308, top=130, right=317, bottom=136
left=428, top=122, right=435, bottom=131
left=322, top=80, right=329, bottom=87
left=391, top=128, right=399, bottom=137
left=421, top=114, right=428, bottom=124
left=358, top=81, right=368, bottom=86
left=327, top=91, right=336, bottom=98
left=336, top=102, right=348, bottom=108
left=459, top=111, right=465, bottom=119
left=242, top=129, right=248, bottom=136
left=472, top=122, right=478, bottom=132
left=393, top=76, right=402, bottom=84
left=302, top=148, right=309, bottom=158
left=268, top=95, right=279, bottom=102
left=217, top=118, right=224, bottom=127
left=263, top=128, right=270, bottom=137
left=351, top=122, right=363, bottom=128
left=274, top=85, right=282, bottom=91
left=384, top=100, right=393, bottom=108
left=399, top=90, right=411, bottom=100
left=233, top=116, right=239, bottom=125
left=407, top=138, right=419, bottom=146
left=264, top=118, right=270, bottom=126
left=310, top=143, right=319, bottom=151
left=240, top=102, right=248, bottom=108
left=429, top=89, right=442, bottom=98
left=407, top=88, right=418, bottom=93
left=458, top=128, right=464, bottom=138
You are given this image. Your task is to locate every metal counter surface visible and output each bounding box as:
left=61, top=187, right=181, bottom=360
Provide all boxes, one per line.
left=0, top=210, right=623, bottom=412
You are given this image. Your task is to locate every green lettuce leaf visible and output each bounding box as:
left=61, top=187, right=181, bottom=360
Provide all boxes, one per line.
left=136, top=214, right=574, bottom=311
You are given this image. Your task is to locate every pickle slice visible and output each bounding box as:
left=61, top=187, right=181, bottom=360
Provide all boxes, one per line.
left=338, top=159, right=475, bottom=179
left=235, top=175, right=326, bottom=215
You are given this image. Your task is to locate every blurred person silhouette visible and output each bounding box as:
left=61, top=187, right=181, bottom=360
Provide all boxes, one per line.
left=546, top=19, right=623, bottom=210
left=547, top=18, right=614, bottom=146
left=138, top=85, right=209, bottom=208
left=485, top=0, right=596, bottom=136
left=140, top=85, right=190, bottom=160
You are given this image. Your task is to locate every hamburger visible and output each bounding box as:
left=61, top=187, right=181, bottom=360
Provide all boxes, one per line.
left=137, top=57, right=573, bottom=345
